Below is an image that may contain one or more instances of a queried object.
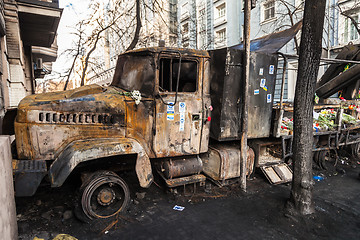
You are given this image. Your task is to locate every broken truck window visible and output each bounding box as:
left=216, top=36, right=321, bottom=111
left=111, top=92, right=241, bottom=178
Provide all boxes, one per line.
left=159, top=58, right=197, bottom=92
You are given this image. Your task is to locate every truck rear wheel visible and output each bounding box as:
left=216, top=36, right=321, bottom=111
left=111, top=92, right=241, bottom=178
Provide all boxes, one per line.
left=78, top=170, right=130, bottom=221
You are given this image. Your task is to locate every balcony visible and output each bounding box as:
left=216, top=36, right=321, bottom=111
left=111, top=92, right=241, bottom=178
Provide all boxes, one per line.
left=180, top=11, right=190, bottom=22
left=16, top=0, right=62, bottom=47
left=214, top=16, right=226, bottom=28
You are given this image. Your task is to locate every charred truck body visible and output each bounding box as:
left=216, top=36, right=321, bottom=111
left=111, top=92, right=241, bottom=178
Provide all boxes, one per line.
left=13, top=47, right=280, bottom=220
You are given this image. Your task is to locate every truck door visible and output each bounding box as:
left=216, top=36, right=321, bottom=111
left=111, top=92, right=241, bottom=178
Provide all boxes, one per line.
left=153, top=56, right=210, bottom=157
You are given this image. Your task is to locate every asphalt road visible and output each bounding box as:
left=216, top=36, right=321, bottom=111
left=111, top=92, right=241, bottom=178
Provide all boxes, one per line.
left=16, top=161, right=360, bottom=240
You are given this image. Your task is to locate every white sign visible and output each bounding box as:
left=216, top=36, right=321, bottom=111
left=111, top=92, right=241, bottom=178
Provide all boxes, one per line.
left=179, top=102, right=186, bottom=113
left=167, top=102, right=175, bottom=120
left=179, top=113, right=185, bottom=131
left=269, top=65, right=274, bottom=75
left=254, top=89, right=260, bottom=95
left=267, top=94, right=272, bottom=103
left=259, top=68, right=264, bottom=76
left=260, top=78, right=266, bottom=88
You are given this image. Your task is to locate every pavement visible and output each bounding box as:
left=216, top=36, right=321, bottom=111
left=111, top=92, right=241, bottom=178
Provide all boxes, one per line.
left=16, top=161, right=360, bottom=240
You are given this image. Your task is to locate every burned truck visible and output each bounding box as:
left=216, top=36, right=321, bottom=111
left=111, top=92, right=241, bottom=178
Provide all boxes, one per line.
left=13, top=46, right=283, bottom=220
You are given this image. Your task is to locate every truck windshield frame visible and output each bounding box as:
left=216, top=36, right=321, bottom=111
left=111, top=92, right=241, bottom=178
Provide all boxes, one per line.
left=111, top=54, right=156, bottom=98
left=158, top=57, right=198, bottom=93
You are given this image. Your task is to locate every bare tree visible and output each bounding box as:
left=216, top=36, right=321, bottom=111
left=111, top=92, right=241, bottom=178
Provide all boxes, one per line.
left=286, top=0, right=327, bottom=216
left=276, top=0, right=304, bottom=54
left=59, top=0, right=176, bottom=89
left=63, top=20, right=86, bottom=90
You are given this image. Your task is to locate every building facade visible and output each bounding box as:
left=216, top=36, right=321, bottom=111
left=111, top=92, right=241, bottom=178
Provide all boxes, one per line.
left=177, top=0, right=242, bottom=49
left=0, top=0, right=61, bottom=134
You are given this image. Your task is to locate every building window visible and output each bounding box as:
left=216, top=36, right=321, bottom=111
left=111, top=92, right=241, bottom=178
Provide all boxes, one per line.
left=263, top=0, right=275, bottom=21
left=217, top=3, right=226, bottom=19
left=344, top=16, right=359, bottom=43
left=182, top=22, right=189, bottom=35
left=216, top=28, right=226, bottom=43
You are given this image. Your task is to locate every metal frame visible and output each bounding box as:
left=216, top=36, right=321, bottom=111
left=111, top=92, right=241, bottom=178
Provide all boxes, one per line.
left=281, top=127, right=360, bottom=160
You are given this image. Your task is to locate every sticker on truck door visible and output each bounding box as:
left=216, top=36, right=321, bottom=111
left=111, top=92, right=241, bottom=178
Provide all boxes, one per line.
left=269, top=65, right=274, bottom=74
left=167, top=102, right=175, bottom=120
left=267, top=94, right=272, bottom=103
left=179, top=113, right=185, bottom=131
left=179, top=102, right=186, bottom=113
left=259, top=68, right=264, bottom=75
left=260, top=78, right=266, bottom=88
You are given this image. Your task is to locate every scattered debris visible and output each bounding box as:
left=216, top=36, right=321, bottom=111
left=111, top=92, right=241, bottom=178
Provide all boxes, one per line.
left=100, top=219, right=118, bottom=236
left=135, top=192, right=146, bottom=200
left=52, top=234, right=78, bottom=240
left=41, top=211, right=52, bottom=221
left=313, top=175, right=324, bottom=181
left=63, top=210, right=73, bottom=220
left=173, top=205, right=185, bottom=211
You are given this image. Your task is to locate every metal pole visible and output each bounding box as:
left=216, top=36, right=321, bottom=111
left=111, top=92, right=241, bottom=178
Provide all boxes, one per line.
left=240, top=0, right=251, bottom=192
left=327, top=0, right=331, bottom=59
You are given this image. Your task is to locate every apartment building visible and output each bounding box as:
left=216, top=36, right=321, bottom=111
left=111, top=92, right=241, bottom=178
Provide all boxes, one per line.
left=0, top=0, right=61, bottom=134
left=178, top=0, right=242, bottom=49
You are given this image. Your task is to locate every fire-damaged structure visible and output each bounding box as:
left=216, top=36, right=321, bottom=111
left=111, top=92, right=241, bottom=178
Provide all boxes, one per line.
left=12, top=22, right=360, bottom=221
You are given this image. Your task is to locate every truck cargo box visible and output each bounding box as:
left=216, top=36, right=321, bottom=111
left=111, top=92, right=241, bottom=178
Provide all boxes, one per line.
left=209, top=48, right=278, bottom=140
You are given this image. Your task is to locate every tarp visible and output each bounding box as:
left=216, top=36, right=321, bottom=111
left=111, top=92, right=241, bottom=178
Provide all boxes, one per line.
left=231, top=20, right=303, bottom=53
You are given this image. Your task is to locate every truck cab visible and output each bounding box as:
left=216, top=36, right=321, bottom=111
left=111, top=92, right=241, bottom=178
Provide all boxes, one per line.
left=13, top=47, right=211, bottom=220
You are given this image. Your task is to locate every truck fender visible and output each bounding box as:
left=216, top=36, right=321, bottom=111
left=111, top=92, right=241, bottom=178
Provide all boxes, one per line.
left=48, top=138, right=153, bottom=188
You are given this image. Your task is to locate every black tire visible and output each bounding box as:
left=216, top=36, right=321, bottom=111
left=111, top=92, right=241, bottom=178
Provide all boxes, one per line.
left=351, top=142, right=360, bottom=160
left=313, top=150, right=336, bottom=170
left=75, top=170, right=130, bottom=222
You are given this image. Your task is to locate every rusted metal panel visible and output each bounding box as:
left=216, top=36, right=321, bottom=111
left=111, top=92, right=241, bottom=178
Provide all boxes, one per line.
left=202, top=143, right=254, bottom=183
left=15, top=85, right=128, bottom=160
left=209, top=49, right=278, bottom=140
left=161, top=156, right=202, bottom=179
left=124, top=47, right=210, bottom=59
left=48, top=137, right=153, bottom=188
left=161, top=174, right=206, bottom=188
left=153, top=57, right=211, bottom=157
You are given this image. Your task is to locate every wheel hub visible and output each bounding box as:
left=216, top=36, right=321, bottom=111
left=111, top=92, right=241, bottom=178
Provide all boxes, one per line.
left=97, top=188, right=115, bottom=206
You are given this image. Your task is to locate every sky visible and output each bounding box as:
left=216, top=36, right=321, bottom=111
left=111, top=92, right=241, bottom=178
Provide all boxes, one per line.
left=50, top=0, right=91, bottom=75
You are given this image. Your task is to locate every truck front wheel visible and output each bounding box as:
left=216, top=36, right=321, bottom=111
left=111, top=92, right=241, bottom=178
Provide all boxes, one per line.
left=77, top=170, right=130, bottom=221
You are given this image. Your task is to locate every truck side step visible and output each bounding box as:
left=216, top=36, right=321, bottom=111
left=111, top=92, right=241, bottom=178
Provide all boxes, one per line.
left=157, top=170, right=206, bottom=188
left=260, top=163, right=292, bottom=185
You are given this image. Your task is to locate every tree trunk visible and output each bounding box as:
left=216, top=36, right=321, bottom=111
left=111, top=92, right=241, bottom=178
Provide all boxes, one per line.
left=126, top=0, right=141, bottom=51
left=287, top=0, right=326, bottom=216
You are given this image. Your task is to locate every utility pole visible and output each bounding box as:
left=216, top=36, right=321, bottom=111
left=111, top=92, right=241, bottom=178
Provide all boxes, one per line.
left=240, top=0, right=251, bottom=191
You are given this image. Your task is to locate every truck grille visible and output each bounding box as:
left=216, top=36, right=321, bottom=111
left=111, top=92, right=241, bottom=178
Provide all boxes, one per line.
left=37, top=112, right=124, bottom=125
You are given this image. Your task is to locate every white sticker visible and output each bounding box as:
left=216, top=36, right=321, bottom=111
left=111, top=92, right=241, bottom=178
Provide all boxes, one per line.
left=173, top=205, right=185, bottom=211
left=259, top=68, right=264, bottom=76
left=167, top=102, right=175, bottom=120
left=254, top=89, right=260, bottom=95
left=260, top=78, right=266, bottom=88
left=167, top=103, right=174, bottom=112
left=269, top=65, right=274, bottom=75
left=179, top=113, right=185, bottom=131
left=179, top=102, right=186, bottom=113
left=267, top=94, right=272, bottom=103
